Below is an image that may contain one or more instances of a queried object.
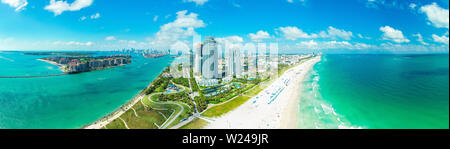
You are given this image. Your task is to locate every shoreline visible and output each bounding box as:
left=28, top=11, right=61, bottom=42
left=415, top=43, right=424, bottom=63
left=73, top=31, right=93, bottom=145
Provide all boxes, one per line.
left=82, top=69, right=164, bottom=129
left=280, top=56, right=321, bottom=128
left=37, top=59, right=67, bottom=73
left=204, top=56, right=321, bottom=129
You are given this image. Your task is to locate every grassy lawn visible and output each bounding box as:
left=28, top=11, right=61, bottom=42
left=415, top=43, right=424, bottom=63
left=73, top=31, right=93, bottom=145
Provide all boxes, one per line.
left=166, top=103, right=192, bottom=128
left=179, top=118, right=209, bottom=129
left=105, top=118, right=127, bottom=129
left=201, top=96, right=251, bottom=118
left=105, top=94, right=191, bottom=129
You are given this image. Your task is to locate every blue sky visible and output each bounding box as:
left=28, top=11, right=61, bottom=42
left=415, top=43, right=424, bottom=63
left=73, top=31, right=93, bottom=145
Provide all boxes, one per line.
left=0, top=0, right=448, bottom=53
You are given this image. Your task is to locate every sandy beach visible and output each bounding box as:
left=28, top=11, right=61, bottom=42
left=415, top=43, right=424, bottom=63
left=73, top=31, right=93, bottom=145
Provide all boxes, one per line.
left=83, top=94, right=145, bottom=129
left=37, top=59, right=67, bottom=73
left=204, top=56, right=321, bottom=129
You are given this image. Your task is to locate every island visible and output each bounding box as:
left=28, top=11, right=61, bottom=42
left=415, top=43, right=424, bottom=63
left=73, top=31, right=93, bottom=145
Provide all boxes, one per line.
left=39, top=55, right=132, bottom=74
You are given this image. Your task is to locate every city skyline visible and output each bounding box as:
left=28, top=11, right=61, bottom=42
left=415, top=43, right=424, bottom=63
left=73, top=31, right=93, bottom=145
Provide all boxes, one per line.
left=0, top=0, right=449, bottom=53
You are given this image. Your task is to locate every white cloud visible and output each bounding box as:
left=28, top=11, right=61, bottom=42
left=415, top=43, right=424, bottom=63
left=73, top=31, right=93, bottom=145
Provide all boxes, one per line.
left=90, top=12, right=100, bottom=19
left=412, top=33, right=429, bottom=45
left=44, top=0, right=93, bottom=16
left=216, top=36, right=244, bottom=44
left=149, top=10, right=206, bottom=50
left=170, top=41, right=190, bottom=52
left=420, top=3, right=449, bottom=28
left=357, top=33, right=371, bottom=39
left=295, top=40, right=373, bottom=50
left=379, top=42, right=448, bottom=53
left=277, top=26, right=317, bottom=40
left=79, top=16, right=87, bottom=21
left=1, top=0, right=28, bottom=12
left=297, top=40, right=318, bottom=49
left=409, top=3, right=416, bottom=9
left=248, top=30, right=271, bottom=42
left=432, top=34, right=449, bottom=45
left=232, top=3, right=240, bottom=8
left=128, top=40, right=137, bottom=44
left=287, top=0, right=305, bottom=3
left=319, top=26, right=353, bottom=40
left=105, top=36, right=116, bottom=41
left=183, top=0, right=209, bottom=5
left=53, top=41, right=93, bottom=46
left=153, top=15, right=159, bottom=22
left=379, top=26, right=410, bottom=43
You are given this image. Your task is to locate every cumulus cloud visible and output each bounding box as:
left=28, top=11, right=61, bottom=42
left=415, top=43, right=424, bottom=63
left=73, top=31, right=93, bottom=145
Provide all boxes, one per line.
left=183, top=0, right=208, bottom=5
left=287, top=0, right=306, bottom=3
left=45, top=0, right=93, bottom=16
left=248, top=30, right=271, bottom=42
left=295, top=40, right=373, bottom=50
left=409, top=3, right=416, bottom=9
left=53, top=41, right=93, bottom=46
left=105, top=36, right=116, bottom=41
left=1, top=0, right=28, bottom=12
left=277, top=26, right=317, bottom=40
left=412, top=33, right=428, bottom=45
left=277, top=26, right=354, bottom=41
left=319, top=26, right=353, bottom=40
left=379, top=26, right=410, bottom=43
left=216, top=36, right=244, bottom=44
left=148, top=10, right=206, bottom=50
left=432, top=34, right=449, bottom=45
left=296, top=40, right=318, bottom=49
left=90, top=12, right=100, bottom=19
left=379, top=42, right=448, bottom=53
left=420, top=3, right=449, bottom=28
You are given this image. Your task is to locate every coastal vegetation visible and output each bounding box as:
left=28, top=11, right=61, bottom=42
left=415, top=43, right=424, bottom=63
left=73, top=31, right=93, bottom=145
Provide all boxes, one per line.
left=103, top=55, right=315, bottom=129
left=201, top=96, right=252, bottom=118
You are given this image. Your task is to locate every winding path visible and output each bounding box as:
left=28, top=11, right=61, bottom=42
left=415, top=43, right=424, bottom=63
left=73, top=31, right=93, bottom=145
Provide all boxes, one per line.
left=146, top=94, right=184, bottom=129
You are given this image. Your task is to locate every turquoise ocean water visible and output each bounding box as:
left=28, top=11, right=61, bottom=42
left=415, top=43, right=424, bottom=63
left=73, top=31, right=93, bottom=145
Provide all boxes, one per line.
left=0, top=51, right=172, bottom=129
left=298, top=54, right=449, bottom=129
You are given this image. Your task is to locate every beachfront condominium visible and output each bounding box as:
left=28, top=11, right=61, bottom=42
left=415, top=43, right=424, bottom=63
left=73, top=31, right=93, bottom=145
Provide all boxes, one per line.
left=201, top=37, right=219, bottom=79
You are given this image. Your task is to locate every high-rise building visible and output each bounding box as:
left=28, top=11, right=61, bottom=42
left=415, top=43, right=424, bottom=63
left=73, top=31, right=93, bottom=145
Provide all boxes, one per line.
left=193, top=43, right=202, bottom=75
left=227, top=46, right=242, bottom=78
left=201, top=37, right=219, bottom=79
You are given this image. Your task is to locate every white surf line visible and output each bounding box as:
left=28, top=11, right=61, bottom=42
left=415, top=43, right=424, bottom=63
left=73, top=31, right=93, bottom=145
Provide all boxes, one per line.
left=119, top=117, right=130, bottom=129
